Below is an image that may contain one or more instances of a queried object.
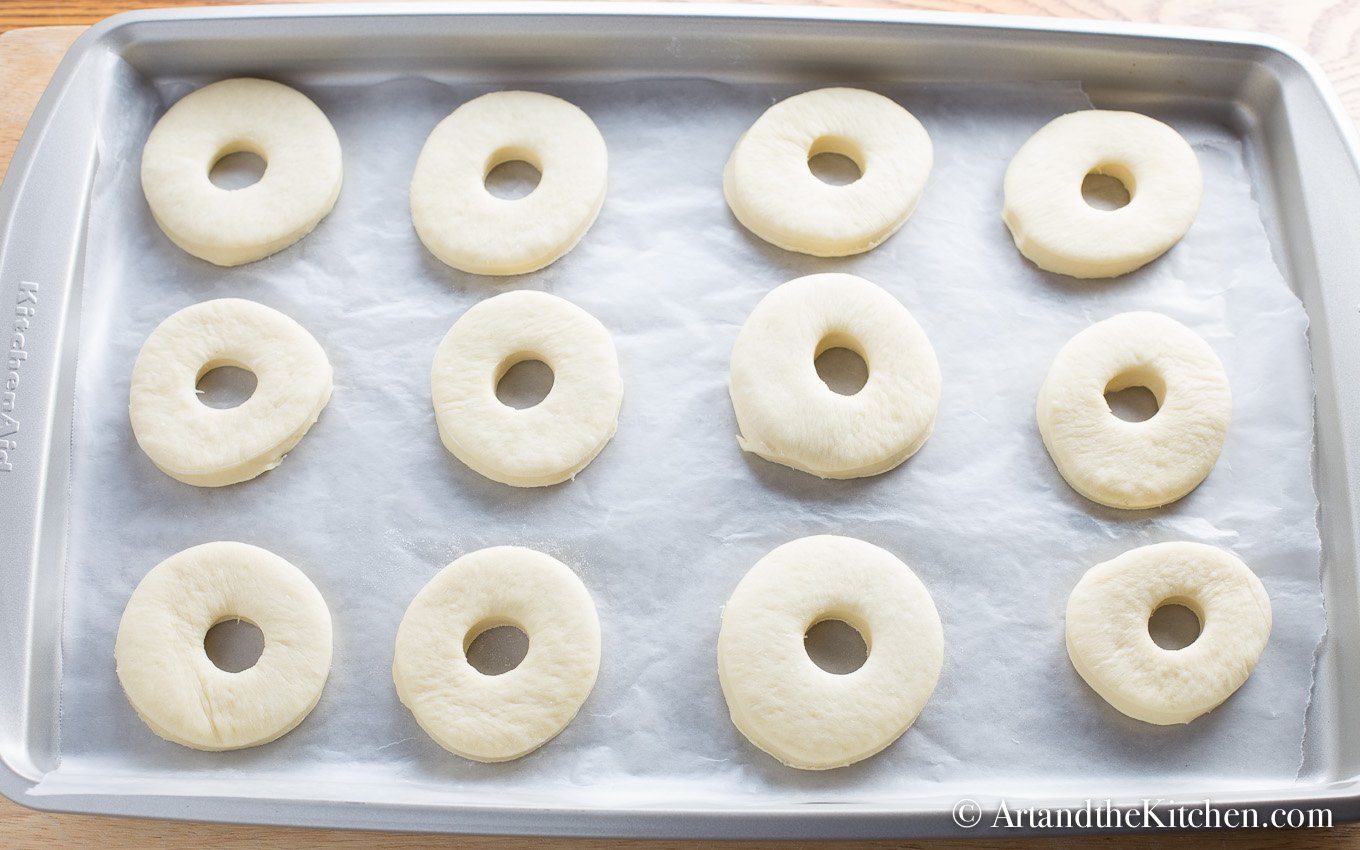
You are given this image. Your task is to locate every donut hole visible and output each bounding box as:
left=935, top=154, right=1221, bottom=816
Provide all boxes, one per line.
left=808, top=153, right=862, bottom=186
left=484, top=148, right=542, bottom=200
left=209, top=149, right=267, bottom=191
left=196, top=363, right=257, bottom=409
left=814, top=332, right=869, bottom=396
left=807, top=136, right=864, bottom=186
left=204, top=618, right=265, bottom=673
left=804, top=618, right=869, bottom=674
left=464, top=622, right=530, bottom=676
left=1104, top=368, right=1166, bottom=423
left=1148, top=599, right=1203, bottom=651
left=495, top=356, right=555, bottom=409
left=1104, top=386, right=1160, bottom=422
left=1081, top=164, right=1134, bottom=211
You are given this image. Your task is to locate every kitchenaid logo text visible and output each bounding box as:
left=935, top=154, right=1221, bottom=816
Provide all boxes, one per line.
left=2, top=281, right=38, bottom=472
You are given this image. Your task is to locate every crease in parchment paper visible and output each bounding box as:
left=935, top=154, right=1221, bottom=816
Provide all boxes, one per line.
left=36, top=60, right=1324, bottom=810
left=1296, top=447, right=1330, bottom=782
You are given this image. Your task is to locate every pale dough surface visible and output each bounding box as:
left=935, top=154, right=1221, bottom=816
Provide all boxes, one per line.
left=1065, top=541, right=1272, bottom=725
left=114, top=541, right=333, bottom=751
left=1036, top=311, right=1231, bottom=509
left=1003, top=110, right=1202, bottom=278
left=723, top=87, right=933, bottom=257
left=392, top=546, right=601, bottom=763
left=129, top=298, right=333, bottom=487
left=431, top=290, right=622, bottom=487
left=729, top=273, right=940, bottom=479
left=141, top=78, right=343, bottom=266
left=717, top=535, right=944, bottom=770
left=410, top=90, right=608, bottom=275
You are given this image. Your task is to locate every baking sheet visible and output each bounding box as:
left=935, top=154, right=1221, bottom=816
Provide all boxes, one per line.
left=35, top=57, right=1324, bottom=808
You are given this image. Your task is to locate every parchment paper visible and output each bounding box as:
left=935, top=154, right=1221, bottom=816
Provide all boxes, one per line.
left=36, top=57, right=1325, bottom=810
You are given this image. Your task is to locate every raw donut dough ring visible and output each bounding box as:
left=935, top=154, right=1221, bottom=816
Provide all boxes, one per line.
left=724, top=87, right=933, bottom=257
left=431, top=290, right=622, bottom=487
left=115, top=541, right=334, bottom=751
left=1065, top=541, right=1272, bottom=725
left=392, top=546, right=601, bottom=762
left=717, top=535, right=944, bottom=770
left=729, top=273, right=941, bottom=479
left=129, top=298, right=333, bottom=487
left=141, top=78, right=343, bottom=266
left=1037, top=311, right=1230, bottom=510
left=410, top=91, right=608, bottom=275
left=1003, top=110, right=1202, bottom=278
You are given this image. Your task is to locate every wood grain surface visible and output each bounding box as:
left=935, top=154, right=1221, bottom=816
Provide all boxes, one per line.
left=1, top=1, right=1357, bottom=848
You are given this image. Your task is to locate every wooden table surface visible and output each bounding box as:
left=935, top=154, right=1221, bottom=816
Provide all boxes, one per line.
left=1, top=1, right=1357, bottom=847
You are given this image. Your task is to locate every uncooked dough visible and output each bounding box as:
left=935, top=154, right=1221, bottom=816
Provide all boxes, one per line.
left=717, top=535, right=944, bottom=770
left=1065, top=541, right=1272, bottom=725
left=129, top=298, right=333, bottom=487
left=1037, top=311, right=1231, bottom=509
left=115, top=541, right=333, bottom=750
left=729, top=273, right=940, bottom=478
left=410, top=91, right=608, bottom=275
left=724, top=87, right=933, bottom=256
left=431, top=290, right=622, bottom=487
left=1003, top=110, right=1202, bottom=278
left=141, top=78, right=343, bottom=266
left=392, top=546, right=601, bottom=762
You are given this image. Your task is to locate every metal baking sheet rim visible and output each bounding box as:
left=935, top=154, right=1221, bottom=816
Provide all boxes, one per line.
left=3, top=2, right=1360, bottom=838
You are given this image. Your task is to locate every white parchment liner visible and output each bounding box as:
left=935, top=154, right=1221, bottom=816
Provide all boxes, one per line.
left=36, top=59, right=1324, bottom=810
